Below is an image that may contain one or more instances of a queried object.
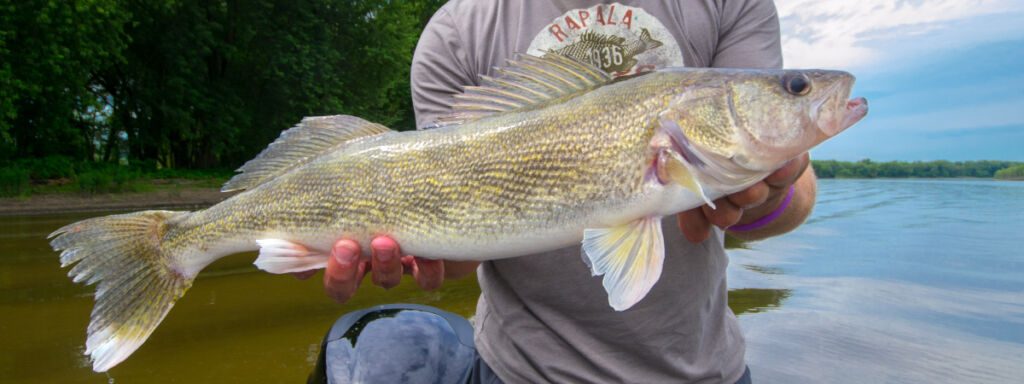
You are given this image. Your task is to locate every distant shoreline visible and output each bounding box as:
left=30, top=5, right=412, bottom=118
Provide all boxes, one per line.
left=0, top=184, right=233, bottom=216
left=816, top=177, right=1021, bottom=183
left=2, top=177, right=1014, bottom=217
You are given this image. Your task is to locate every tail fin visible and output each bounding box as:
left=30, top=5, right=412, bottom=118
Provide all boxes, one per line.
left=49, top=210, right=194, bottom=372
left=638, top=28, right=662, bottom=50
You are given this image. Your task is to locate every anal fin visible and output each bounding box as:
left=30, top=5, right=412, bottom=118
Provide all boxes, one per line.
left=254, top=239, right=330, bottom=274
left=581, top=216, right=666, bottom=311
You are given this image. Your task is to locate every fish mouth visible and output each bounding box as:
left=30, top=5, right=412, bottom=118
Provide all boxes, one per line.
left=809, top=72, right=867, bottom=138
left=838, top=97, right=869, bottom=135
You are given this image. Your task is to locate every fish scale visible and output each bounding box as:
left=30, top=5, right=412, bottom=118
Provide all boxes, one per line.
left=166, top=80, right=657, bottom=265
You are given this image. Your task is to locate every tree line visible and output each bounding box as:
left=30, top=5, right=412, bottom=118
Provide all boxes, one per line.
left=1, top=0, right=445, bottom=170
left=4, top=2, right=1021, bottom=185
left=993, top=165, right=1024, bottom=180
left=812, top=159, right=1023, bottom=179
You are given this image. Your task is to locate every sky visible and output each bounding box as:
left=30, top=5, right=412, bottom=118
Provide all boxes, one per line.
left=775, top=0, right=1024, bottom=161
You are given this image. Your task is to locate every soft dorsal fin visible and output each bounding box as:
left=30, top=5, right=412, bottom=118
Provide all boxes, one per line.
left=428, top=53, right=612, bottom=128
left=222, top=115, right=392, bottom=192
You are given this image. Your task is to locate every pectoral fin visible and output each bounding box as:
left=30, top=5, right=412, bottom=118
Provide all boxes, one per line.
left=659, top=149, right=715, bottom=209
left=581, top=216, right=665, bottom=311
left=254, top=239, right=329, bottom=274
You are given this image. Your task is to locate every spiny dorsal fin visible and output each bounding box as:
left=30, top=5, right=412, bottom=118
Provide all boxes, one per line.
left=222, top=115, right=392, bottom=192
left=429, top=53, right=612, bottom=128
left=578, top=29, right=627, bottom=45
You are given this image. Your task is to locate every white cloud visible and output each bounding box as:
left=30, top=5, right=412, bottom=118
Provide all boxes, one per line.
left=775, top=0, right=1024, bottom=69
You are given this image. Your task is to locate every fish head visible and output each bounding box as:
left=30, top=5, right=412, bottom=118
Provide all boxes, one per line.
left=728, top=69, right=867, bottom=171
left=658, top=69, right=868, bottom=180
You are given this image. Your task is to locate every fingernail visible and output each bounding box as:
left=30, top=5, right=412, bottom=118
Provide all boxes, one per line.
left=375, top=244, right=395, bottom=262
left=335, top=242, right=358, bottom=266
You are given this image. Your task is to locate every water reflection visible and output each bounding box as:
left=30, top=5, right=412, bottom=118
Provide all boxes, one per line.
left=727, top=179, right=1024, bottom=383
left=728, top=288, right=792, bottom=316
left=738, top=277, right=1024, bottom=382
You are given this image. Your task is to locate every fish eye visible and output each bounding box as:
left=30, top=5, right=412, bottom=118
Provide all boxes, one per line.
left=783, top=73, right=812, bottom=96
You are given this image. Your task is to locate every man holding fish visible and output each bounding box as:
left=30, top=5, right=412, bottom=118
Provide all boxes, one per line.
left=309, top=1, right=834, bottom=383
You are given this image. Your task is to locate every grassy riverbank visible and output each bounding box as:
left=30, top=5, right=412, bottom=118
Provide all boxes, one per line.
left=0, top=156, right=237, bottom=215
left=0, top=179, right=234, bottom=216
left=0, top=156, right=234, bottom=197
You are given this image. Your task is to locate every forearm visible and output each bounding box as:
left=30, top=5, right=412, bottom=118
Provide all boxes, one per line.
left=727, top=165, right=817, bottom=241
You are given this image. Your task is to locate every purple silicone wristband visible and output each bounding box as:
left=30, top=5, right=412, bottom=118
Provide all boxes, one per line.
left=728, top=185, right=795, bottom=232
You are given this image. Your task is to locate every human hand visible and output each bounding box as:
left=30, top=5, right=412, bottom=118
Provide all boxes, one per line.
left=291, top=236, right=445, bottom=304
left=677, top=152, right=811, bottom=243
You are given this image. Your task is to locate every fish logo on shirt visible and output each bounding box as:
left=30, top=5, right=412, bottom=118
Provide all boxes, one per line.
left=527, top=4, right=684, bottom=76
left=554, top=28, right=663, bottom=75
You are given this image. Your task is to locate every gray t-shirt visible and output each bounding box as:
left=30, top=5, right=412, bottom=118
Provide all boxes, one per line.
left=410, top=1, right=782, bottom=382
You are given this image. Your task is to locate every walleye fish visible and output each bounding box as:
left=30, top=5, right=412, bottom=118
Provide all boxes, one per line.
left=50, top=54, right=867, bottom=372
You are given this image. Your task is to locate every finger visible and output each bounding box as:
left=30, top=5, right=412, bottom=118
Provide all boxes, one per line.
left=323, top=240, right=365, bottom=304
left=726, top=181, right=769, bottom=209
left=400, top=255, right=416, bottom=275
left=765, top=152, right=810, bottom=188
left=678, top=208, right=712, bottom=243
left=704, top=198, right=742, bottom=229
left=370, top=236, right=403, bottom=289
left=411, top=256, right=444, bottom=291
left=291, top=270, right=317, bottom=280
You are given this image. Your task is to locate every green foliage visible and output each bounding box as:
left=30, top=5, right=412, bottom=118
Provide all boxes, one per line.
left=25, top=156, right=76, bottom=179
left=0, top=167, right=31, bottom=197
left=994, top=165, right=1024, bottom=180
left=0, top=156, right=234, bottom=196
left=1, top=0, right=130, bottom=160
left=0, top=157, right=74, bottom=197
left=72, top=162, right=141, bottom=193
left=812, top=159, right=1024, bottom=179
left=3, top=0, right=445, bottom=170
left=73, top=168, right=117, bottom=194
left=141, top=167, right=235, bottom=181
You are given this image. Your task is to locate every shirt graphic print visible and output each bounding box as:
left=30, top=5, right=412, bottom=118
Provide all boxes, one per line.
left=526, top=3, right=685, bottom=76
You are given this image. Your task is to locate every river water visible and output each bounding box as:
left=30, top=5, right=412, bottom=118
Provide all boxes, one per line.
left=733, top=178, right=1024, bottom=382
left=1, top=179, right=1021, bottom=382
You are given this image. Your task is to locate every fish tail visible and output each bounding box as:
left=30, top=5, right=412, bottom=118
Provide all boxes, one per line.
left=638, top=28, right=662, bottom=49
left=49, top=210, right=195, bottom=372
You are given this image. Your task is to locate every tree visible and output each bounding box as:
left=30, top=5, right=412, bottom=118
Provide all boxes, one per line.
left=812, top=160, right=1024, bottom=179
left=4, top=0, right=446, bottom=169
left=1, top=0, right=130, bottom=162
